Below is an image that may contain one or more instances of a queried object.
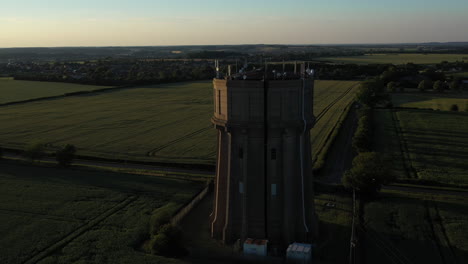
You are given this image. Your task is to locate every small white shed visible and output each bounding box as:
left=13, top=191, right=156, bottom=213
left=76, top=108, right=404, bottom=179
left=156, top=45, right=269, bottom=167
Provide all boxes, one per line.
left=243, top=238, right=268, bottom=257
left=286, top=242, right=313, bottom=263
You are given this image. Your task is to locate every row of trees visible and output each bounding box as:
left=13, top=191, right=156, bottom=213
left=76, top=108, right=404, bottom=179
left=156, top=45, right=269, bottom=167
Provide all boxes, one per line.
left=343, top=79, right=395, bottom=195
left=22, top=143, right=76, bottom=167
left=416, top=79, right=464, bottom=93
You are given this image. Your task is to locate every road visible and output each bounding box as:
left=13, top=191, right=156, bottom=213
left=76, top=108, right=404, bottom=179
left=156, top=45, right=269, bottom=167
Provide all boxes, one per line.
left=2, top=151, right=215, bottom=177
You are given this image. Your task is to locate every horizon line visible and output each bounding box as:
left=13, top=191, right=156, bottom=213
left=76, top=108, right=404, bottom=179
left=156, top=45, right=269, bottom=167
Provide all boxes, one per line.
left=2, top=41, right=468, bottom=49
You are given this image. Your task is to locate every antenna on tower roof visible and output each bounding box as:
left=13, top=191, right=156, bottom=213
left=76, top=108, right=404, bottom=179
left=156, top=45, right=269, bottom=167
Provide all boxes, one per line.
left=215, top=59, right=220, bottom=79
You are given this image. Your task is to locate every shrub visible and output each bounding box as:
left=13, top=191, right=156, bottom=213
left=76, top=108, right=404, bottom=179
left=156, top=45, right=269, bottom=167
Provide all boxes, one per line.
left=149, top=224, right=188, bottom=258
left=450, top=104, right=459, bottom=112
left=149, top=203, right=178, bottom=236
left=352, top=114, right=372, bottom=153
left=23, top=142, right=45, bottom=162
left=56, top=144, right=76, bottom=167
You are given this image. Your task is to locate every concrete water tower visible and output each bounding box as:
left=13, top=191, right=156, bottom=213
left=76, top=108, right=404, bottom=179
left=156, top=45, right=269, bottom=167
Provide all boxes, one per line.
left=210, top=61, right=317, bottom=249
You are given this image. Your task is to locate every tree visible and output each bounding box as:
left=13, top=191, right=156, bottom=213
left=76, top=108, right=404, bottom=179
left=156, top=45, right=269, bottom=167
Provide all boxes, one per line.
left=352, top=116, right=372, bottom=153
left=433, top=80, right=445, bottom=93
left=356, top=78, right=386, bottom=107
left=449, top=79, right=461, bottom=92
left=342, top=152, right=395, bottom=195
left=387, top=82, right=397, bottom=93
left=418, top=80, right=432, bottom=92
left=450, top=104, right=459, bottom=112
left=56, top=144, right=76, bottom=167
left=23, top=142, right=45, bottom=162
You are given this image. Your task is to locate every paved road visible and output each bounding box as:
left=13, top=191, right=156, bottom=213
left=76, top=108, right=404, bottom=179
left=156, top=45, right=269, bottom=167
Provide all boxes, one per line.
left=3, top=151, right=467, bottom=197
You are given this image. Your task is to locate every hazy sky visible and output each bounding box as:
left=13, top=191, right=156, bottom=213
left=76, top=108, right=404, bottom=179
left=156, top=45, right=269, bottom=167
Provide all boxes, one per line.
left=1, top=0, right=467, bottom=47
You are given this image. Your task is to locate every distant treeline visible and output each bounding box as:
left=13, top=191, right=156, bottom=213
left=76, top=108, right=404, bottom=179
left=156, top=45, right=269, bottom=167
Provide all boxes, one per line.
left=8, top=60, right=216, bottom=86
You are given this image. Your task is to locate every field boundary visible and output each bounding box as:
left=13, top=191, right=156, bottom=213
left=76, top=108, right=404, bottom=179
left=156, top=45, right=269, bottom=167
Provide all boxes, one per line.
left=170, top=182, right=212, bottom=225
left=23, top=195, right=138, bottom=264
left=391, top=109, right=418, bottom=179
left=0, top=85, right=135, bottom=107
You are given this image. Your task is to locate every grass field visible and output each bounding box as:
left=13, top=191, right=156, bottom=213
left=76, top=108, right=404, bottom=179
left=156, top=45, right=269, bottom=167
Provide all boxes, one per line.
left=0, top=78, right=112, bottom=104
left=317, top=53, right=468, bottom=65
left=364, top=189, right=468, bottom=264
left=373, top=109, right=468, bottom=185
left=0, top=160, right=202, bottom=264
left=0, top=80, right=359, bottom=166
left=391, top=93, right=468, bottom=111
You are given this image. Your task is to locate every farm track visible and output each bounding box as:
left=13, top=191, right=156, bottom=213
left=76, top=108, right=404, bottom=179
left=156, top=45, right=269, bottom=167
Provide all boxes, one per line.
left=424, top=200, right=459, bottom=264
left=391, top=110, right=418, bottom=179
left=22, top=195, right=138, bottom=264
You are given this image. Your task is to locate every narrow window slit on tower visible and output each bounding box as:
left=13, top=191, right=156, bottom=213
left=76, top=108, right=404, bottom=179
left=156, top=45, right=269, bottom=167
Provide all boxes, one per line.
left=239, top=182, right=244, bottom=194
left=271, top=148, right=277, bottom=160
left=239, top=148, right=244, bottom=159
left=218, top=90, right=222, bottom=114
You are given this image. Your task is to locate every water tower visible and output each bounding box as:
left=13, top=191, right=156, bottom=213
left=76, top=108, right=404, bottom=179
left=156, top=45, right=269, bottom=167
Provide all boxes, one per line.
left=210, top=61, right=317, bottom=249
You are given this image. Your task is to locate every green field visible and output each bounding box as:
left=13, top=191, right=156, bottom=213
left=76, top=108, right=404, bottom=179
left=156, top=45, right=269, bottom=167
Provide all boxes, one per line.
left=0, top=80, right=359, bottom=166
left=374, top=109, right=468, bottom=185
left=364, top=189, right=468, bottom=264
left=318, top=53, right=468, bottom=65
left=392, top=93, right=468, bottom=111
left=0, top=78, right=112, bottom=104
left=0, top=161, right=202, bottom=264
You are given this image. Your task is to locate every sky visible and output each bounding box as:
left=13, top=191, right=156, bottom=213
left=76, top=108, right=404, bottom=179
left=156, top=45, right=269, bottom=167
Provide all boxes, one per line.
left=0, top=0, right=467, bottom=47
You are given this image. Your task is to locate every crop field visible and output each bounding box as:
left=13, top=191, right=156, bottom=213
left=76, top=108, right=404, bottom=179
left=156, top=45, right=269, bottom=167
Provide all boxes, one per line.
left=317, top=53, right=468, bottom=65
left=364, top=189, right=468, bottom=264
left=0, top=161, right=202, bottom=264
left=0, top=78, right=112, bottom=104
left=0, top=80, right=359, bottom=166
left=373, top=109, right=468, bottom=185
left=391, top=93, right=468, bottom=111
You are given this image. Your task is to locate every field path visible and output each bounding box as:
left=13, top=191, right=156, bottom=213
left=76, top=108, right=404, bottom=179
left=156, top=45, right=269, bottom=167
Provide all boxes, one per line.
left=22, top=196, right=138, bottom=264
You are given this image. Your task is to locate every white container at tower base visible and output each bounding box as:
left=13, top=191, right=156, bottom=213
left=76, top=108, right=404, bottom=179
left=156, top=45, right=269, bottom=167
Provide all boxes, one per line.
left=243, top=238, right=268, bottom=257
left=286, top=243, right=313, bottom=263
